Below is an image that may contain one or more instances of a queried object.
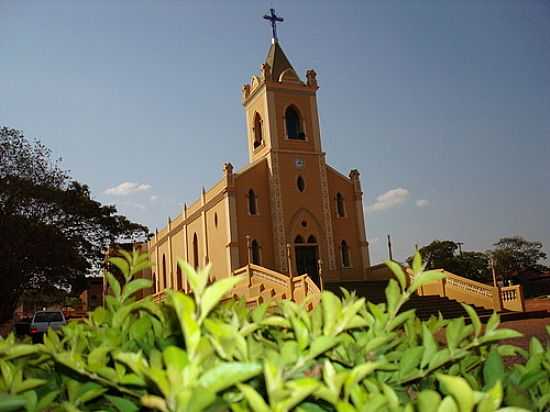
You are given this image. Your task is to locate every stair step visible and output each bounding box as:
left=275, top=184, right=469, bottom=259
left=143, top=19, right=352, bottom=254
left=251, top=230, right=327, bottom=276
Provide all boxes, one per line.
left=327, top=281, right=495, bottom=320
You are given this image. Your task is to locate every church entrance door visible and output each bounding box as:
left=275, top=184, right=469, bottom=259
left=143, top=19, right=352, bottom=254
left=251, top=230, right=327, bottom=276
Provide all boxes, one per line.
left=295, top=244, right=319, bottom=286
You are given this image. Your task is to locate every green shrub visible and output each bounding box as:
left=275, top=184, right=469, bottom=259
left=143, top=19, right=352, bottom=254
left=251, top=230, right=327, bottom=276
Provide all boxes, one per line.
left=1, top=251, right=549, bottom=412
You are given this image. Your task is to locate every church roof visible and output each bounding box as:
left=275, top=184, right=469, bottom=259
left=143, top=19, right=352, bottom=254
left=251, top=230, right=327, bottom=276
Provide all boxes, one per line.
left=265, top=41, right=298, bottom=81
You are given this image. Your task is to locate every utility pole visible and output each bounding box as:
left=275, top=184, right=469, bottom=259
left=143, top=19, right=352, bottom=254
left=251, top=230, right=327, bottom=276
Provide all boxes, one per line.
left=387, top=234, right=393, bottom=261
left=456, top=241, right=464, bottom=256
left=489, top=256, right=498, bottom=288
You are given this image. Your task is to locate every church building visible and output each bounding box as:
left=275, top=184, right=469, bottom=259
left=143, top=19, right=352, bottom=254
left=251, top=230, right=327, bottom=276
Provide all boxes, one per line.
left=148, top=14, right=372, bottom=295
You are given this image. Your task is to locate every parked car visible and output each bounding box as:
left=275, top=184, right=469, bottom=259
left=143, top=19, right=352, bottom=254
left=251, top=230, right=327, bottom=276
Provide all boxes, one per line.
left=30, top=310, right=66, bottom=343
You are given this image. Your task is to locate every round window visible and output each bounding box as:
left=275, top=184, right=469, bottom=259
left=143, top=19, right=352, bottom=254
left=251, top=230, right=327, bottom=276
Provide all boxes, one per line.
left=297, top=176, right=305, bottom=192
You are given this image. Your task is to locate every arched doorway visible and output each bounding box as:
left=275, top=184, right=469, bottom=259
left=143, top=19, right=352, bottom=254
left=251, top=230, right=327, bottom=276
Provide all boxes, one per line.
left=294, top=234, right=320, bottom=286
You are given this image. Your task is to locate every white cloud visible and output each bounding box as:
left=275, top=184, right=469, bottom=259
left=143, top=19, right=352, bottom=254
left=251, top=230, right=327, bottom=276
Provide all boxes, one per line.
left=117, top=201, right=146, bottom=210
left=416, top=199, right=430, bottom=208
left=104, top=182, right=152, bottom=196
left=150, top=195, right=158, bottom=202
left=367, top=187, right=409, bottom=213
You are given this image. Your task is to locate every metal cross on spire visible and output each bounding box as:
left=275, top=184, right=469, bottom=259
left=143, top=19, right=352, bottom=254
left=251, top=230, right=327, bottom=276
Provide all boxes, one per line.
left=263, top=8, right=284, bottom=43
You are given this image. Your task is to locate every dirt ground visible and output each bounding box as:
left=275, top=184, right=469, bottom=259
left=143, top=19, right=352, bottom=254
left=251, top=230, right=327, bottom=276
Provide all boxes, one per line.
left=498, top=297, right=550, bottom=350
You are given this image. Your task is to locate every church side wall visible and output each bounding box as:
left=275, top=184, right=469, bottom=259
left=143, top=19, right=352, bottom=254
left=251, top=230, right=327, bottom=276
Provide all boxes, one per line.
left=147, top=181, right=231, bottom=293
left=206, top=199, right=230, bottom=280
left=326, top=167, right=365, bottom=281
left=234, top=159, right=274, bottom=269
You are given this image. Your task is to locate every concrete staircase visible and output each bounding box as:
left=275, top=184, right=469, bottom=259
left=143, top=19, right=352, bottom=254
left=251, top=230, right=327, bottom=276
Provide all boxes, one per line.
left=326, top=281, right=494, bottom=320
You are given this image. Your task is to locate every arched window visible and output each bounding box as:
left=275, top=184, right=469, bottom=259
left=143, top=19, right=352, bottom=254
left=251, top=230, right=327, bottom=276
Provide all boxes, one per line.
left=336, top=193, right=345, bottom=217
left=152, top=273, right=157, bottom=293
left=176, top=265, right=182, bottom=291
left=162, top=255, right=167, bottom=289
left=297, top=176, right=305, bottom=192
left=251, top=240, right=261, bottom=265
left=307, top=235, right=317, bottom=244
left=294, top=235, right=304, bottom=244
left=341, top=240, right=351, bottom=268
left=285, top=106, right=304, bottom=140
left=193, top=233, right=199, bottom=270
left=248, top=189, right=257, bottom=215
left=253, top=113, right=263, bottom=149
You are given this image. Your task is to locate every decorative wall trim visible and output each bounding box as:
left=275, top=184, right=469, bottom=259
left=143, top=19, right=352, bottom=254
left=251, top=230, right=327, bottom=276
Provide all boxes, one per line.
left=318, top=155, right=337, bottom=270
left=268, top=152, right=288, bottom=272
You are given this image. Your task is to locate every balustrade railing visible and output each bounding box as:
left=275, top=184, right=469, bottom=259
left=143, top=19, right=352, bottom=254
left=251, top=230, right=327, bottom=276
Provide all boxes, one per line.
left=407, top=268, right=524, bottom=312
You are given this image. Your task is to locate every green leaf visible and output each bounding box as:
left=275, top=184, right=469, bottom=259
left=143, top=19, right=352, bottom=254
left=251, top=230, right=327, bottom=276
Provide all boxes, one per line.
left=483, top=350, right=504, bottom=390
left=528, top=337, right=544, bottom=356
left=410, top=270, right=446, bottom=293
left=91, top=307, right=109, bottom=325
left=122, top=278, right=152, bottom=302
left=109, top=257, right=130, bottom=279
left=485, top=312, right=499, bottom=333
left=387, top=309, right=415, bottom=331
left=106, top=395, right=140, bottom=412
left=2, top=344, right=39, bottom=360
left=480, top=329, right=522, bottom=344
left=167, top=291, right=200, bottom=359
left=12, top=378, right=46, bottom=394
left=198, top=362, right=262, bottom=393
left=385, top=260, right=407, bottom=290
left=289, top=313, right=309, bottom=351
left=336, top=402, right=357, bottom=412
left=345, top=362, right=380, bottom=397
left=309, top=336, right=339, bottom=359
left=105, top=271, right=121, bottom=299
left=141, top=395, right=168, bottom=412
left=421, top=324, right=438, bottom=369
left=446, top=318, right=464, bottom=353
left=281, top=378, right=320, bottom=410
left=399, top=346, right=424, bottom=379
left=199, top=275, right=244, bottom=322
left=179, top=260, right=208, bottom=297
left=412, top=251, right=423, bottom=274
left=237, top=384, right=271, bottom=412
left=477, top=381, right=503, bottom=412
left=429, top=349, right=451, bottom=371
left=437, top=396, right=458, bottom=412
left=385, top=279, right=400, bottom=313
left=461, top=304, right=481, bottom=337
left=437, top=374, right=474, bottom=412
left=76, top=383, right=107, bottom=404
left=417, top=390, right=441, bottom=412
left=35, top=390, right=60, bottom=412
left=321, top=291, right=342, bottom=335
left=0, top=395, right=27, bottom=412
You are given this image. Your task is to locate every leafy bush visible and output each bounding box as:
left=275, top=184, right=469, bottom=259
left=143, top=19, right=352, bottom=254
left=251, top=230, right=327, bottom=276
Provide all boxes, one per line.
left=1, top=251, right=549, bottom=412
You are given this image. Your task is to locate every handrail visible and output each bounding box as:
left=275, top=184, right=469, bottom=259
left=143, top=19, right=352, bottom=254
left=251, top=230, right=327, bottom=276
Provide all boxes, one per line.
left=249, top=264, right=289, bottom=282
left=407, top=268, right=524, bottom=312
left=442, top=270, right=495, bottom=291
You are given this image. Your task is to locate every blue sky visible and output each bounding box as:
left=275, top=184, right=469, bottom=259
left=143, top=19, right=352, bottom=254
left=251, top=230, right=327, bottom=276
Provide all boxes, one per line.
left=1, top=1, right=549, bottom=265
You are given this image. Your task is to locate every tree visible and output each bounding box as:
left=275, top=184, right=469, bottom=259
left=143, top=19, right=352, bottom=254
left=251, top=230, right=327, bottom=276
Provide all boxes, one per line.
left=490, top=236, right=548, bottom=280
left=409, top=240, right=458, bottom=270
left=0, top=127, right=149, bottom=322
left=409, top=240, right=490, bottom=282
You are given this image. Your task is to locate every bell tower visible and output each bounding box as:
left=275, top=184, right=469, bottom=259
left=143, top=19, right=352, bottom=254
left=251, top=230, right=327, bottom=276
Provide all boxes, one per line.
left=242, top=41, right=321, bottom=163
left=240, top=13, right=339, bottom=274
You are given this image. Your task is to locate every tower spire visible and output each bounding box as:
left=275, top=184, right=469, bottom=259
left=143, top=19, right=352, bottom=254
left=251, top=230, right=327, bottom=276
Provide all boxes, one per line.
left=263, top=8, right=284, bottom=43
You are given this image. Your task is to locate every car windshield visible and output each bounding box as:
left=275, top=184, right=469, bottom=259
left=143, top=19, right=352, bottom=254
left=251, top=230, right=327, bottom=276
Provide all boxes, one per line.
left=33, top=312, right=63, bottom=322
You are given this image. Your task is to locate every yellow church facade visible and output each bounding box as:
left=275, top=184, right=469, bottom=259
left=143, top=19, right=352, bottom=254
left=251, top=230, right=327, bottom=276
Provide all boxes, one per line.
left=147, top=39, right=372, bottom=296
